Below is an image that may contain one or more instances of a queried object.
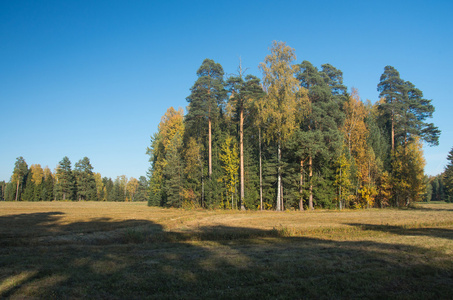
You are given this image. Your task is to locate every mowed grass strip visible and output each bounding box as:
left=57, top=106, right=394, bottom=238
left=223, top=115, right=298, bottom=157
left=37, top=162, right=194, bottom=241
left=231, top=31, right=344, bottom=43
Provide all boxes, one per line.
left=0, top=201, right=452, bottom=299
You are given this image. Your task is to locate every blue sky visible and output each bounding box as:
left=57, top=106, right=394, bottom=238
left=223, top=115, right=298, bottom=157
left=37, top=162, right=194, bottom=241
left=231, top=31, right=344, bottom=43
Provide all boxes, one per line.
left=1, top=0, right=452, bottom=181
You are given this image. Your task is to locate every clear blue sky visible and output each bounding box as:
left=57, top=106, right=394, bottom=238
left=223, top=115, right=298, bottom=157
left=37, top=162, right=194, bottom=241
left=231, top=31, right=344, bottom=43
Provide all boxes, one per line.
left=1, top=0, right=452, bottom=182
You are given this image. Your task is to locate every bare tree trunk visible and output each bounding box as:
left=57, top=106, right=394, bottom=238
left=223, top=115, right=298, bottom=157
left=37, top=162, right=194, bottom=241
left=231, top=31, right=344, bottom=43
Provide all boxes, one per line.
left=339, top=167, right=342, bottom=210
left=391, top=112, right=395, bottom=152
left=208, top=116, right=212, bottom=178
left=299, top=160, right=304, bottom=211
left=309, top=155, right=313, bottom=210
left=15, top=180, right=19, bottom=201
left=259, top=128, right=263, bottom=211
left=281, top=181, right=284, bottom=211
left=240, top=107, right=245, bottom=210
left=201, top=177, right=204, bottom=208
left=276, top=139, right=282, bottom=211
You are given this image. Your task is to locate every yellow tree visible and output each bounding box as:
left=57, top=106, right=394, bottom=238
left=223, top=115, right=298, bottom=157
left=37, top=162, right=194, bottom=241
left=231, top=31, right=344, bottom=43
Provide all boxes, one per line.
left=334, top=146, right=352, bottom=210
left=259, top=41, right=307, bottom=211
left=147, top=107, right=185, bottom=206
left=127, top=177, right=139, bottom=202
left=392, top=138, right=426, bottom=206
left=94, top=173, right=104, bottom=201
left=30, top=164, right=44, bottom=201
left=219, top=135, right=239, bottom=209
left=30, top=164, right=44, bottom=186
left=341, top=88, right=380, bottom=207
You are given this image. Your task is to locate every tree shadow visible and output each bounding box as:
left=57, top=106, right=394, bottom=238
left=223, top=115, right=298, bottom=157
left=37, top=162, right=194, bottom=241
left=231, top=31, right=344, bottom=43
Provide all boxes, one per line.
left=346, top=223, right=453, bottom=241
left=0, top=212, right=452, bottom=299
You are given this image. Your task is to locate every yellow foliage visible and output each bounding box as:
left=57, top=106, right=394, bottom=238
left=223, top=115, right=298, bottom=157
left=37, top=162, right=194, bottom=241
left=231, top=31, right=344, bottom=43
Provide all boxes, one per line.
left=392, top=138, right=426, bottom=205
left=126, top=177, right=139, bottom=201
left=30, top=164, right=44, bottom=185
left=259, top=41, right=309, bottom=144
left=219, top=136, right=239, bottom=205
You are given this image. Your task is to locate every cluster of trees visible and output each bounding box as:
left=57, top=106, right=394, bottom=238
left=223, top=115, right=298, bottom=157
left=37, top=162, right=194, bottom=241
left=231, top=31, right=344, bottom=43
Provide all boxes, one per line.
left=0, top=156, right=148, bottom=202
left=425, top=147, right=453, bottom=203
left=147, top=41, right=442, bottom=210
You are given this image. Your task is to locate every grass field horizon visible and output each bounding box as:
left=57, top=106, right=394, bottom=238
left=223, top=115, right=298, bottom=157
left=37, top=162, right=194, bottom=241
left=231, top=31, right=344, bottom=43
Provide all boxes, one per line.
left=1, top=201, right=452, bottom=299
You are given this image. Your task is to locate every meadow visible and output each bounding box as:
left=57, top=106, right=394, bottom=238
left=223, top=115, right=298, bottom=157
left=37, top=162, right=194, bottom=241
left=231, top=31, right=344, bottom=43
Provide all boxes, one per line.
left=0, top=201, right=452, bottom=299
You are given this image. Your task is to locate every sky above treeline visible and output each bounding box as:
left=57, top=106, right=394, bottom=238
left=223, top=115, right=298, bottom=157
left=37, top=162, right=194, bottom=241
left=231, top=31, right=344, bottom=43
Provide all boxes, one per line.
left=1, top=0, right=452, bottom=181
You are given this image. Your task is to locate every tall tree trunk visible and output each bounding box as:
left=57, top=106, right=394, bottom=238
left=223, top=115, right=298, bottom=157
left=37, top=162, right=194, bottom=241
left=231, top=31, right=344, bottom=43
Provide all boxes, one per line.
left=208, top=116, right=212, bottom=178
left=391, top=111, right=395, bottom=152
left=339, top=167, right=342, bottom=210
left=280, top=182, right=285, bottom=211
left=240, top=106, right=245, bottom=210
left=299, top=160, right=304, bottom=211
left=15, top=180, right=19, bottom=201
left=309, top=155, right=313, bottom=210
left=276, top=139, right=282, bottom=211
left=259, top=128, right=263, bottom=211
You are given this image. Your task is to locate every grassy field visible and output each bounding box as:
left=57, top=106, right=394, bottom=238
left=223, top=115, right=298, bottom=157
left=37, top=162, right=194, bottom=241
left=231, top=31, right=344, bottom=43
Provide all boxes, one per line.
left=0, top=202, right=452, bottom=299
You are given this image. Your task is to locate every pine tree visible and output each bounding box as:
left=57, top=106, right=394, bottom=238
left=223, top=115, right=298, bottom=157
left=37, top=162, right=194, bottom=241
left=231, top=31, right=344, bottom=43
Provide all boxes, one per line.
left=295, top=60, right=345, bottom=209
left=163, top=132, right=184, bottom=207
left=30, top=164, right=44, bottom=201
left=443, top=147, right=453, bottom=201
left=186, top=59, right=227, bottom=179
left=147, top=107, right=185, bottom=206
left=227, top=71, right=265, bottom=210
left=55, top=156, right=75, bottom=200
left=42, top=167, right=54, bottom=201
left=377, top=66, right=440, bottom=150
left=74, top=157, right=96, bottom=201
left=11, top=156, right=28, bottom=201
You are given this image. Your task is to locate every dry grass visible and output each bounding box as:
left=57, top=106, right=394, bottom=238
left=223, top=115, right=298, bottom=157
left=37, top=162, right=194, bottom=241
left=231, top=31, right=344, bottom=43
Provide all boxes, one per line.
left=0, top=201, right=452, bottom=299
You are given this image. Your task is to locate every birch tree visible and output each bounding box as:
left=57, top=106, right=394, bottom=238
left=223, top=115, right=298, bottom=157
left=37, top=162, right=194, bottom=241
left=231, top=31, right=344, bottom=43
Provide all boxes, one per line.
left=259, top=41, right=307, bottom=211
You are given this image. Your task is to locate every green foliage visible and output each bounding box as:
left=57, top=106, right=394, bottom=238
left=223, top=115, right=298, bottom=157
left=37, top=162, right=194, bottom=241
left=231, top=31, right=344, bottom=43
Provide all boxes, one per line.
left=74, top=157, right=97, bottom=201
left=377, top=65, right=440, bottom=148
left=443, top=147, right=453, bottom=201
left=5, top=43, right=440, bottom=210
left=54, top=156, right=75, bottom=201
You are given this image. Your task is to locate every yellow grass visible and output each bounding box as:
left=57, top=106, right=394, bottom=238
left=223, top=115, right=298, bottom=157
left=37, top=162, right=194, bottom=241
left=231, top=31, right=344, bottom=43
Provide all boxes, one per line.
left=0, top=201, right=452, bottom=299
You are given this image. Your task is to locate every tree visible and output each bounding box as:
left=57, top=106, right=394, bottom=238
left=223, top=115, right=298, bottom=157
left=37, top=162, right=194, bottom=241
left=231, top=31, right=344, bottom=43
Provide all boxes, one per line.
left=444, top=147, right=453, bottom=201
left=295, top=60, right=345, bottom=209
left=377, top=66, right=440, bottom=151
left=147, top=107, right=185, bottom=206
left=94, top=173, right=104, bottom=201
left=334, top=146, right=352, bottom=210
left=219, top=135, right=239, bottom=209
left=392, top=138, right=426, bottom=206
left=30, top=164, right=44, bottom=201
left=186, top=59, right=227, bottom=178
left=183, top=137, right=204, bottom=207
left=227, top=66, right=265, bottom=210
left=55, top=156, right=75, bottom=200
left=74, top=157, right=96, bottom=201
left=163, top=132, right=184, bottom=207
left=134, top=176, right=149, bottom=202
left=11, top=156, right=28, bottom=201
left=0, top=181, right=5, bottom=201
left=42, top=167, right=54, bottom=201
left=126, top=177, right=139, bottom=201
left=259, top=41, right=308, bottom=211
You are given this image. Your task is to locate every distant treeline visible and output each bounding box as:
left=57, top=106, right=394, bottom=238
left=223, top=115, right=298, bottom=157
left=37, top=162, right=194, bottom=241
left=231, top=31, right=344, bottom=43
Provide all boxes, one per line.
left=0, top=156, right=148, bottom=202
left=146, top=41, right=451, bottom=210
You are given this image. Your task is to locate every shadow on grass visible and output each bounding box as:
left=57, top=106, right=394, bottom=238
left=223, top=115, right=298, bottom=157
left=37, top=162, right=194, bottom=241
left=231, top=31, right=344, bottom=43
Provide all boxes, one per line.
left=0, top=212, right=452, bottom=299
left=346, top=223, right=453, bottom=241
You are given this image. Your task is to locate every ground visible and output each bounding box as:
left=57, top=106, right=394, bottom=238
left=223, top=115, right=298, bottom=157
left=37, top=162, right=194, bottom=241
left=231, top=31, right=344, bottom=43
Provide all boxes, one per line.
left=0, top=201, right=452, bottom=299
